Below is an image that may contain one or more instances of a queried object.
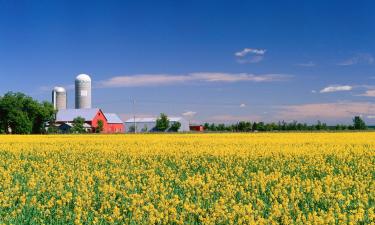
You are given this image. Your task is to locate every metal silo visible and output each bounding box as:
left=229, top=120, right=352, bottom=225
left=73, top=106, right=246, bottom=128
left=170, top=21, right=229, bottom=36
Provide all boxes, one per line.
left=75, top=74, right=92, bottom=109
left=52, top=86, right=67, bottom=110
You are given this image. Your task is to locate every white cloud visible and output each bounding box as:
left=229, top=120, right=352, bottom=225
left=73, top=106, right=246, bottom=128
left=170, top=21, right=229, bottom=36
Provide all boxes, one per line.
left=367, top=115, right=375, bottom=119
left=240, top=103, right=246, bottom=108
left=358, top=90, right=375, bottom=97
left=234, top=48, right=266, bottom=64
left=337, top=53, right=374, bottom=66
left=210, top=114, right=262, bottom=123
left=98, top=72, right=290, bottom=88
left=235, top=48, right=266, bottom=57
left=311, top=90, right=317, bottom=94
left=277, top=102, right=375, bottom=120
left=320, top=85, right=352, bottom=93
left=296, top=61, right=316, bottom=67
left=182, top=111, right=197, bottom=117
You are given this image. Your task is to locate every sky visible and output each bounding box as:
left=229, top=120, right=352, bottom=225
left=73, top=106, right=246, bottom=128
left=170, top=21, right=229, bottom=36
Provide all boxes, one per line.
left=0, top=0, right=374, bottom=124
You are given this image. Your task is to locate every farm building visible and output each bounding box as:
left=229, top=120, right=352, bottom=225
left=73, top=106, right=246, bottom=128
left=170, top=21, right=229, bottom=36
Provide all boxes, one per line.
left=189, top=124, right=204, bottom=132
left=104, top=113, right=125, bottom=133
left=124, top=117, right=189, bottom=133
left=55, top=108, right=124, bottom=133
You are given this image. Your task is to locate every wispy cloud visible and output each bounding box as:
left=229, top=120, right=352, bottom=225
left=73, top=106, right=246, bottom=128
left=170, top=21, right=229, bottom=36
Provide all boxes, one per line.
left=358, top=90, right=375, bottom=97
left=277, top=102, right=375, bottom=120
left=210, top=114, right=262, bottom=123
left=97, top=72, right=290, bottom=88
left=182, top=111, right=197, bottom=117
left=337, top=53, right=374, bottom=66
left=296, top=61, right=316, bottom=67
left=320, top=85, right=352, bottom=93
left=234, top=48, right=266, bottom=64
left=240, top=103, right=246, bottom=108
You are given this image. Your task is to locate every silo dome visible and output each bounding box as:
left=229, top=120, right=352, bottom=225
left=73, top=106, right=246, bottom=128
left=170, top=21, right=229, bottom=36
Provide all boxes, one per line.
left=76, top=74, right=91, bottom=82
left=75, top=73, right=92, bottom=109
left=53, top=86, right=66, bottom=93
left=52, top=86, right=67, bottom=110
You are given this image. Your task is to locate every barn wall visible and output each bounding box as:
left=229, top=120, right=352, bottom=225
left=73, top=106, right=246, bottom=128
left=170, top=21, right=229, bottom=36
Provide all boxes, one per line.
left=107, top=123, right=125, bottom=133
left=91, top=110, right=109, bottom=132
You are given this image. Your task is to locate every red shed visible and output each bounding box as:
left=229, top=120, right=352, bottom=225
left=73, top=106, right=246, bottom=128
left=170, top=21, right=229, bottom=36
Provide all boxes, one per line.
left=189, top=125, right=204, bottom=132
left=104, top=113, right=125, bottom=133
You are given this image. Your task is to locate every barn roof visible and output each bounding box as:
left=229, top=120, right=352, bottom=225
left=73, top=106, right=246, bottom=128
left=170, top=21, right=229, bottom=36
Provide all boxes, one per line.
left=124, top=117, right=184, bottom=123
left=104, top=113, right=123, bottom=124
left=56, top=108, right=101, bottom=122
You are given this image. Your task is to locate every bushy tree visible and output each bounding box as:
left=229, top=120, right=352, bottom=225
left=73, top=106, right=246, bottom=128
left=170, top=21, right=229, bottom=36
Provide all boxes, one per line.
left=128, top=125, right=136, bottom=133
left=155, top=113, right=169, bottom=132
left=353, top=116, right=366, bottom=130
left=0, top=92, right=54, bottom=134
left=169, top=122, right=181, bottom=132
left=71, top=117, right=86, bottom=133
left=96, top=120, right=104, bottom=133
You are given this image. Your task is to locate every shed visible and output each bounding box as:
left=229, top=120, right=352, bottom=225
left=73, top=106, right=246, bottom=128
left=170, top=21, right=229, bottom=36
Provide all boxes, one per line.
left=124, top=117, right=189, bottom=133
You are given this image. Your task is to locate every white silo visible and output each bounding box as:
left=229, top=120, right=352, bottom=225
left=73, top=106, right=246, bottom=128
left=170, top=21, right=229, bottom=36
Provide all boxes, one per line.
left=75, top=74, right=92, bottom=109
left=52, top=86, right=67, bottom=110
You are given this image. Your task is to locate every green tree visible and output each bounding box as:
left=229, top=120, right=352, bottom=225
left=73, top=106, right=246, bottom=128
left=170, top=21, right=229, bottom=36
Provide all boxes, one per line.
left=71, top=117, right=86, bottom=133
left=353, top=116, right=366, bottom=130
left=141, top=124, right=148, bottom=132
left=128, top=125, right=136, bottom=133
left=169, top=122, right=181, bottom=132
left=0, top=92, right=54, bottom=134
left=155, top=113, right=169, bottom=132
left=96, top=120, right=104, bottom=133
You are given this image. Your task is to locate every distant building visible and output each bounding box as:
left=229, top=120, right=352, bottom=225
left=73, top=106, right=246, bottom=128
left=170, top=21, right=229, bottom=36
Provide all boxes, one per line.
left=55, top=108, right=124, bottom=133
left=104, top=113, right=125, bottom=133
left=189, top=124, right=204, bottom=132
left=124, top=117, right=189, bottom=133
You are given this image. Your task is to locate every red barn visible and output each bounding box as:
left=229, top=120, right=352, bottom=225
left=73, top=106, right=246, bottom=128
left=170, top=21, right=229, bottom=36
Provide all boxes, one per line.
left=55, top=108, right=123, bottom=133
left=104, top=113, right=125, bottom=133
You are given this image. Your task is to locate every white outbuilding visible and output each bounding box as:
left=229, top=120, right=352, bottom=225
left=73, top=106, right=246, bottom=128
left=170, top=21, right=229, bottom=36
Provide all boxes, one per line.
left=125, top=117, right=189, bottom=133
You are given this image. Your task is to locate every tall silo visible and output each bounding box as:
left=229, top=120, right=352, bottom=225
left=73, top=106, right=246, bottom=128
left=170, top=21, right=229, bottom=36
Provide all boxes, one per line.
left=52, top=86, right=67, bottom=110
left=75, top=74, right=92, bottom=109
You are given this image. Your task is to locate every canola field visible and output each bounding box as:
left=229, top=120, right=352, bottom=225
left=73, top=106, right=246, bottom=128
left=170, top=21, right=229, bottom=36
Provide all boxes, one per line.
left=0, top=133, right=374, bottom=224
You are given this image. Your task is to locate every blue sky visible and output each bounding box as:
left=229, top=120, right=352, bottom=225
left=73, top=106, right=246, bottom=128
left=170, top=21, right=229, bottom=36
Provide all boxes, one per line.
left=0, top=0, right=374, bottom=124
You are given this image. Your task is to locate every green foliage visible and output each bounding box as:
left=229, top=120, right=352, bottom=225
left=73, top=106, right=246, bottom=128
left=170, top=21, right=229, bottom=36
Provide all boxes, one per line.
left=141, top=124, right=148, bottom=132
left=0, top=92, right=54, bottom=134
left=169, top=122, right=181, bottom=132
left=156, top=113, right=169, bottom=132
left=202, top=118, right=368, bottom=132
left=96, top=120, right=104, bottom=133
left=353, top=116, right=366, bottom=130
left=71, top=117, right=86, bottom=133
left=128, top=125, right=136, bottom=133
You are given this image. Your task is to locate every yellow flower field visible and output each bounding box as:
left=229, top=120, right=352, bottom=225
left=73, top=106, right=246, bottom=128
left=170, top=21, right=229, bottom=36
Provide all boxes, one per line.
left=0, top=133, right=374, bottom=224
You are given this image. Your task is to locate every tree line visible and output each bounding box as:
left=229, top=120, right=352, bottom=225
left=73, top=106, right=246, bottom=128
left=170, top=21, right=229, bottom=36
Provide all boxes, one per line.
left=0, top=92, right=370, bottom=134
left=203, top=116, right=367, bottom=132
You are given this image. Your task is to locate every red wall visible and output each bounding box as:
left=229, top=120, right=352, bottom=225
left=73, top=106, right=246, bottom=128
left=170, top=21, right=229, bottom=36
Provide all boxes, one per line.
left=90, top=110, right=109, bottom=133
left=87, top=109, right=124, bottom=133
left=107, top=123, right=125, bottom=133
left=189, top=125, right=204, bottom=132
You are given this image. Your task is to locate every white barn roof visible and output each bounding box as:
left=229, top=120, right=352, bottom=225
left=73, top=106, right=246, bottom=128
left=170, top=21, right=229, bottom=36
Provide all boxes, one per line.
left=104, top=113, right=123, bottom=124
left=56, top=108, right=101, bottom=122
